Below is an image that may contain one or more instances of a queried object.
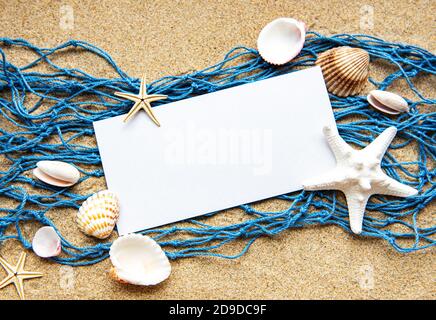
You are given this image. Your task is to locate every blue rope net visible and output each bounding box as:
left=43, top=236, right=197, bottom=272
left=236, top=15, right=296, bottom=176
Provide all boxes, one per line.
left=0, top=32, right=434, bottom=266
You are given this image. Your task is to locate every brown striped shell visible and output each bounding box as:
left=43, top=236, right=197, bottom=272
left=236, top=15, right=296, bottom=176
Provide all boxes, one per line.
left=316, top=46, right=370, bottom=97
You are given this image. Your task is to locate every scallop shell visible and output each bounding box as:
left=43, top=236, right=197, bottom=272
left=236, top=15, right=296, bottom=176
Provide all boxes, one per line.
left=109, top=234, right=171, bottom=286
left=33, top=160, right=80, bottom=187
left=257, top=18, right=306, bottom=65
left=367, top=90, right=409, bottom=115
left=316, top=46, right=370, bottom=97
left=32, top=226, right=62, bottom=258
left=76, top=190, right=120, bottom=239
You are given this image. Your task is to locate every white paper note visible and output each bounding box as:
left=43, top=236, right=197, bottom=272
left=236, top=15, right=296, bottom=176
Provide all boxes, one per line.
left=93, top=66, right=336, bottom=235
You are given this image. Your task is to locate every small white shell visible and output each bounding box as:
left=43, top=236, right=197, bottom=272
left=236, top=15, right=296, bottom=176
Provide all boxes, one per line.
left=257, top=18, right=306, bottom=65
left=32, top=226, right=61, bottom=258
left=77, top=190, right=120, bottom=239
left=33, top=161, right=80, bottom=187
left=367, top=90, right=409, bottom=115
left=109, top=234, right=171, bottom=286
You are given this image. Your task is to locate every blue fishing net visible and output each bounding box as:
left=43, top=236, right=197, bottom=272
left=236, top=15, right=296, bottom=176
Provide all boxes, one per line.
left=0, top=32, right=434, bottom=266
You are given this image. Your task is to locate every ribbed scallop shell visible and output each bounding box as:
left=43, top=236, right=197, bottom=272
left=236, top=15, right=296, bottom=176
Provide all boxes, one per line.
left=76, top=190, right=120, bottom=239
left=316, top=46, right=370, bottom=97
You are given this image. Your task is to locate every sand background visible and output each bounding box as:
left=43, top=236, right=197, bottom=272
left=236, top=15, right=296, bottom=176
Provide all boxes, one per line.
left=0, top=0, right=435, bottom=299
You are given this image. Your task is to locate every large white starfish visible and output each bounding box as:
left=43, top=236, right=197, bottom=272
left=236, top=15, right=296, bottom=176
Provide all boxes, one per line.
left=303, top=125, right=418, bottom=234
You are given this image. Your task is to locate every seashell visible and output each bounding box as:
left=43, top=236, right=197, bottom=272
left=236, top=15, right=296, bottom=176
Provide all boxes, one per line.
left=257, top=17, right=306, bottom=65
left=316, top=46, right=370, bottom=97
left=32, top=226, right=61, bottom=258
left=76, top=190, right=120, bottom=239
left=109, top=234, right=171, bottom=286
left=367, top=90, right=409, bottom=115
left=33, top=161, right=80, bottom=187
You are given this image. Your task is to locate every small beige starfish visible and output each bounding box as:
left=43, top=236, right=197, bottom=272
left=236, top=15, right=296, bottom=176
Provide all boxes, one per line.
left=114, top=74, right=167, bottom=126
left=0, top=252, right=43, bottom=300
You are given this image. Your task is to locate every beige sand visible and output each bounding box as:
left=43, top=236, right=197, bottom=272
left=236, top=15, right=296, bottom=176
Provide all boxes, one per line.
left=0, top=0, right=434, bottom=299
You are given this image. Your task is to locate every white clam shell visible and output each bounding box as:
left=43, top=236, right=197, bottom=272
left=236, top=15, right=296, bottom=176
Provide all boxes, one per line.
left=77, top=190, right=120, bottom=239
left=32, top=226, right=61, bottom=258
left=257, top=18, right=306, bottom=65
left=33, top=161, right=80, bottom=187
left=367, top=90, right=409, bottom=115
left=109, top=234, right=171, bottom=286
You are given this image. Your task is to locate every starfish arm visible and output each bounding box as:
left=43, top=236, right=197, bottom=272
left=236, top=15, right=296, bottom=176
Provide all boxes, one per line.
left=0, top=274, right=14, bottom=289
left=344, top=191, right=370, bottom=234
left=363, top=126, right=397, bottom=160
left=123, top=100, right=142, bottom=123
left=14, top=278, right=25, bottom=300
left=139, top=74, right=147, bottom=97
left=142, top=102, right=161, bottom=127
left=375, top=174, right=418, bottom=197
left=19, top=271, right=43, bottom=280
left=15, top=252, right=27, bottom=272
left=147, top=95, right=168, bottom=103
left=323, top=126, right=354, bottom=163
left=302, top=168, right=344, bottom=191
left=114, top=92, right=140, bottom=102
left=0, top=256, right=15, bottom=274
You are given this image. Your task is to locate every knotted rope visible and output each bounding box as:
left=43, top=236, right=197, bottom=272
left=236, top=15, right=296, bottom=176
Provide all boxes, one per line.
left=0, top=32, right=434, bottom=266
